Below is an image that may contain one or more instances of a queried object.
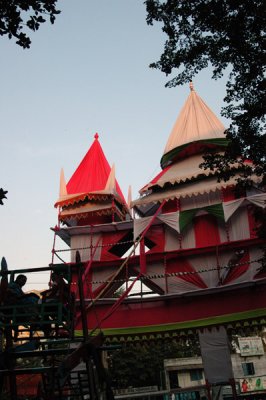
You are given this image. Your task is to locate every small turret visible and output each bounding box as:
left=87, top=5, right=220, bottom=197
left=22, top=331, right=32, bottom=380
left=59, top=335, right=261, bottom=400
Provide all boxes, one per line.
left=55, top=133, right=130, bottom=226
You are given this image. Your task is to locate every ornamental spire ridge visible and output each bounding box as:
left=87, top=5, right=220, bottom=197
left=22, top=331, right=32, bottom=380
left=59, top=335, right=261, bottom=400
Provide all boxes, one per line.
left=189, top=82, right=194, bottom=91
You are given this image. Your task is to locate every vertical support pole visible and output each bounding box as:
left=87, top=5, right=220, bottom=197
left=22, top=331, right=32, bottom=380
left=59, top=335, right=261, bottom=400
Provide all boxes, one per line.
left=205, top=380, right=212, bottom=400
left=164, top=254, right=169, bottom=294
left=90, top=225, right=93, bottom=261
left=139, top=238, right=146, bottom=274
left=125, top=262, right=128, bottom=291
left=51, top=225, right=59, bottom=265
left=6, top=328, right=17, bottom=400
left=76, top=251, right=89, bottom=342
left=229, top=378, right=238, bottom=400
left=76, top=251, right=98, bottom=399
left=216, top=246, right=221, bottom=284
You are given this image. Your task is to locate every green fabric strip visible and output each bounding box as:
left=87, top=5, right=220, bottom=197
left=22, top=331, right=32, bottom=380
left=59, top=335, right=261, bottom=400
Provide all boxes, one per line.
left=160, top=139, right=229, bottom=169
left=179, top=209, right=197, bottom=231
left=205, top=204, right=224, bottom=220
left=179, top=204, right=224, bottom=231
left=75, top=308, right=266, bottom=338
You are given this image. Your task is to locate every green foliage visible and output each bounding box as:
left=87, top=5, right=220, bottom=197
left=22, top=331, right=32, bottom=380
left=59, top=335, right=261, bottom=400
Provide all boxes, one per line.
left=0, top=188, right=7, bottom=205
left=0, top=1, right=61, bottom=48
left=145, top=0, right=265, bottom=237
left=108, top=339, right=200, bottom=389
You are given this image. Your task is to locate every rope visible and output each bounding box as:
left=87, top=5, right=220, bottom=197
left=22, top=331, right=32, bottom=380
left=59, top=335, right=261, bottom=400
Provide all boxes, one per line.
left=69, top=257, right=260, bottom=286
left=54, top=240, right=134, bottom=253
left=85, top=201, right=166, bottom=309
left=90, top=273, right=142, bottom=333
left=52, top=250, right=67, bottom=264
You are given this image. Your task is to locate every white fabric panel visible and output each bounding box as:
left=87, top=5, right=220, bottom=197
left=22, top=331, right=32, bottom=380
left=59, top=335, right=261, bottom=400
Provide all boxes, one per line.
left=217, top=250, right=236, bottom=283
left=223, top=193, right=266, bottom=222
left=91, top=266, right=118, bottom=293
left=164, top=226, right=181, bottom=252
left=167, top=276, right=199, bottom=293
left=141, top=154, right=218, bottom=193
left=163, top=90, right=226, bottom=155
left=180, top=190, right=221, bottom=211
left=134, top=213, right=180, bottom=241
left=248, top=193, right=266, bottom=208
left=223, top=198, right=245, bottom=222
left=133, top=216, right=153, bottom=240
left=180, top=224, right=196, bottom=249
left=247, top=187, right=264, bottom=196
left=146, top=261, right=166, bottom=292
left=146, top=262, right=198, bottom=294
left=231, top=247, right=264, bottom=284
left=226, top=208, right=250, bottom=241
left=133, top=177, right=239, bottom=206
left=70, top=233, right=102, bottom=262
left=250, top=247, right=265, bottom=278
left=190, top=254, right=220, bottom=288
left=157, top=212, right=180, bottom=233
left=217, top=219, right=228, bottom=243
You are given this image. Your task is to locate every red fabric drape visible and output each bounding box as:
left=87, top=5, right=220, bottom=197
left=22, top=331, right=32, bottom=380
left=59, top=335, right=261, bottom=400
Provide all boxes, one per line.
left=16, top=374, right=42, bottom=396
left=140, top=238, right=146, bottom=274
left=162, top=200, right=179, bottom=213
left=247, top=206, right=257, bottom=239
left=146, top=165, right=171, bottom=186
left=222, top=251, right=250, bottom=285
left=167, top=258, right=207, bottom=288
left=66, top=135, right=126, bottom=203
left=222, top=186, right=236, bottom=202
left=101, top=231, right=128, bottom=261
left=194, top=214, right=220, bottom=248
left=94, top=273, right=142, bottom=330
left=145, top=225, right=165, bottom=253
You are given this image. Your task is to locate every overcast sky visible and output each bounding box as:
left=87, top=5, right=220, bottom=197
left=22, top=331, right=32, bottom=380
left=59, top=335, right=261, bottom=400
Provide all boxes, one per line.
left=0, top=1, right=229, bottom=289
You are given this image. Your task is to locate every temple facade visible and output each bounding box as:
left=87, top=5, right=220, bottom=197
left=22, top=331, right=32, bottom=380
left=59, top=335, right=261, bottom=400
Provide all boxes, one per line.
left=53, top=85, right=266, bottom=341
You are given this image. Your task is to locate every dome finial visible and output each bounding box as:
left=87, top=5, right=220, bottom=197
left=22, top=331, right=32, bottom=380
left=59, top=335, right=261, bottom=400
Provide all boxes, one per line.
left=189, top=82, right=194, bottom=91
left=94, top=132, right=99, bottom=140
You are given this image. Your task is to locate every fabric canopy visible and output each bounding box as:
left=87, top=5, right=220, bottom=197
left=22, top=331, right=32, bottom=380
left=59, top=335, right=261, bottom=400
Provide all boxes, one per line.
left=132, top=175, right=262, bottom=209
left=161, top=86, right=227, bottom=167
left=180, top=204, right=224, bottom=231
left=140, top=153, right=215, bottom=194
left=133, top=205, right=224, bottom=239
left=223, top=193, right=266, bottom=222
left=133, top=212, right=180, bottom=240
left=62, top=133, right=126, bottom=205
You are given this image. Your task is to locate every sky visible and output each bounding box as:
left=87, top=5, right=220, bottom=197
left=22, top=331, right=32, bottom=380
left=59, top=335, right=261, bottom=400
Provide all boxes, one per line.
left=0, top=1, right=229, bottom=289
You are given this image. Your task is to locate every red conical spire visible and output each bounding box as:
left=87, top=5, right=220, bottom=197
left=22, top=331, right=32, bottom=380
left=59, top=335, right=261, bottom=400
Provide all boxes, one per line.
left=66, top=134, right=126, bottom=203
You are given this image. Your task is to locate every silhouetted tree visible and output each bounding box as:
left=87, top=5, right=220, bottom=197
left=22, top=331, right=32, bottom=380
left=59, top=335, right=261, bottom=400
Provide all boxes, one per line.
left=145, top=0, right=265, bottom=238
left=108, top=339, right=200, bottom=389
left=145, top=0, right=265, bottom=184
left=0, top=2, right=61, bottom=202
left=0, top=0, right=60, bottom=48
left=0, top=189, right=7, bottom=205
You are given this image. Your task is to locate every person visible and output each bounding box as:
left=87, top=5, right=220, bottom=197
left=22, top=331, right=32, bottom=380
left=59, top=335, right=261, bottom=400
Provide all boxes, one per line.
left=4, top=274, right=40, bottom=336
left=41, top=272, right=69, bottom=304
left=241, top=379, right=249, bottom=392
left=255, top=378, right=264, bottom=390
left=40, top=272, right=71, bottom=337
left=6, top=274, right=39, bottom=305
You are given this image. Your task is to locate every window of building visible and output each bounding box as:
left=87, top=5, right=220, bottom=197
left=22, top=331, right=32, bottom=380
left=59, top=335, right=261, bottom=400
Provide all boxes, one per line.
left=242, top=362, right=255, bottom=376
left=190, top=369, right=203, bottom=381
left=168, top=370, right=179, bottom=389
